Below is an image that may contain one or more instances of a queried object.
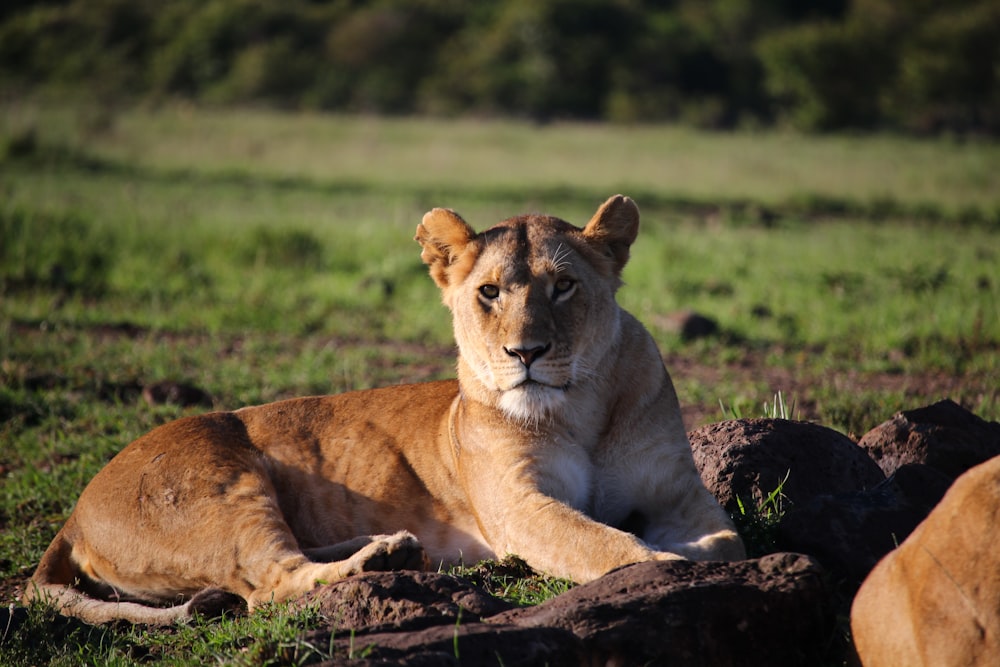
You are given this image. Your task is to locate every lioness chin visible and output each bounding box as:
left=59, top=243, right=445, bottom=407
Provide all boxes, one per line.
left=24, top=195, right=744, bottom=625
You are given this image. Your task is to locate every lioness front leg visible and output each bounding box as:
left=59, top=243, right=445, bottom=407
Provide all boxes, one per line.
left=473, top=488, right=678, bottom=583
left=642, top=492, right=746, bottom=562
left=621, top=447, right=746, bottom=562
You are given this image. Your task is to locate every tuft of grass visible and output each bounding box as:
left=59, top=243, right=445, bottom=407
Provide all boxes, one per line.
left=763, top=391, right=796, bottom=420
left=732, top=471, right=790, bottom=559
left=448, top=556, right=574, bottom=607
left=718, top=398, right=746, bottom=421
left=719, top=391, right=797, bottom=421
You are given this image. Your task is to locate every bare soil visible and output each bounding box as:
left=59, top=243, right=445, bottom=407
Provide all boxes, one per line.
left=664, top=349, right=994, bottom=435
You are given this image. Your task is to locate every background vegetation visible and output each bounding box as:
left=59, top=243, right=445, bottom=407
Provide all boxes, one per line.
left=1, top=0, right=998, bottom=133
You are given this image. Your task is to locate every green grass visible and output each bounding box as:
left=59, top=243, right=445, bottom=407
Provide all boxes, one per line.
left=732, top=472, right=790, bottom=559
left=6, top=103, right=998, bottom=214
left=4, top=598, right=339, bottom=666
left=1, top=100, right=999, bottom=665
left=448, top=557, right=575, bottom=607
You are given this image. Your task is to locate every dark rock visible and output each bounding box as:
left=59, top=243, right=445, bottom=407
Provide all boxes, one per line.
left=776, top=463, right=953, bottom=588
left=657, top=309, right=720, bottom=340
left=293, top=557, right=834, bottom=666
left=857, top=399, right=1000, bottom=479
left=315, top=622, right=581, bottom=667
left=690, top=418, right=885, bottom=513
left=297, top=572, right=579, bottom=665
left=494, top=554, right=832, bottom=667
left=141, top=381, right=213, bottom=408
left=297, top=571, right=514, bottom=634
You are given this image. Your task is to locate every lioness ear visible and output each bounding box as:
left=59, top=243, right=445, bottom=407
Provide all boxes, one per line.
left=582, top=194, right=640, bottom=274
left=415, top=207, right=477, bottom=290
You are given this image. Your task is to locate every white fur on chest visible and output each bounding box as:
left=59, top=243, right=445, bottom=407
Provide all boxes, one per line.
left=535, top=434, right=594, bottom=512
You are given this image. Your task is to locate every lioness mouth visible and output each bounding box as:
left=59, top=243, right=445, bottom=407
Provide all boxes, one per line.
left=518, top=378, right=570, bottom=391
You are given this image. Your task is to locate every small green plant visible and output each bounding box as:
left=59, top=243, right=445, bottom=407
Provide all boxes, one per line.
left=448, top=556, right=574, bottom=607
left=763, top=391, right=796, bottom=420
left=721, top=391, right=797, bottom=421
left=732, top=471, right=790, bottom=558
left=718, top=398, right=745, bottom=420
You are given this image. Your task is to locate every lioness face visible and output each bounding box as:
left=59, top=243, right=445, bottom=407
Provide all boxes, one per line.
left=417, top=199, right=639, bottom=425
left=452, top=218, right=621, bottom=423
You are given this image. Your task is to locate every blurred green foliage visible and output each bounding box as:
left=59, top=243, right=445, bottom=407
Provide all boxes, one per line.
left=1, top=0, right=996, bottom=133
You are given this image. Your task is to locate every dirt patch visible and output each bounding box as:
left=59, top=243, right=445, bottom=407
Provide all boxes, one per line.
left=664, top=349, right=995, bottom=435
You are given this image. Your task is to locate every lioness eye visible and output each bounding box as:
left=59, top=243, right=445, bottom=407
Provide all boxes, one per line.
left=553, top=278, right=575, bottom=296
left=479, top=284, right=500, bottom=299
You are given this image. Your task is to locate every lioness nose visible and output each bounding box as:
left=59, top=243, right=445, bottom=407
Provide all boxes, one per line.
left=504, top=343, right=551, bottom=368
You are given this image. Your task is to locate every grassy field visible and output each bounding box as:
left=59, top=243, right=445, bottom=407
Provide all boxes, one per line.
left=1, top=101, right=998, bottom=665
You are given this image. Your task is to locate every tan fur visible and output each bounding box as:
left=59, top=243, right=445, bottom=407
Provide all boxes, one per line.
left=24, top=195, right=744, bottom=625
left=851, top=456, right=1000, bottom=666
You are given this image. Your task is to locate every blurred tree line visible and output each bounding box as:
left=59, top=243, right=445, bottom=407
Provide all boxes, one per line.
left=1, top=0, right=997, bottom=133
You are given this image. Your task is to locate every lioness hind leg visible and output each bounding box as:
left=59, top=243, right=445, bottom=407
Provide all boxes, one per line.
left=245, top=531, right=429, bottom=608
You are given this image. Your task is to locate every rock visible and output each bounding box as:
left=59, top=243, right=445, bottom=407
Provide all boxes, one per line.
left=655, top=309, right=719, bottom=340
left=293, top=556, right=833, bottom=666
left=690, top=418, right=885, bottom=513
left=851, top=455, right=1000, bottom=666
left=776, top=463, right=953, bottom=587
left=141, top=381, right=213, bottom=408
left=495, top=554, right=832, bottom=667
left=857, top=399, right=1000, bottom=479
left=316, top=622, right=582, bottom=666
left=295, top=571, right=579, bottom=666
left=297, top=571, right=514, bottom=633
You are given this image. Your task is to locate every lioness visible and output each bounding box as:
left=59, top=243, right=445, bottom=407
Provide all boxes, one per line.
left=851, top=456, right=1000, bottom=666
left=25, top=195, right=744, bottom=625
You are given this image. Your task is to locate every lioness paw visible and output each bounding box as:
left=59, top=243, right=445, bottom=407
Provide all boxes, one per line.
left=343, top=531, right=429, bottom=575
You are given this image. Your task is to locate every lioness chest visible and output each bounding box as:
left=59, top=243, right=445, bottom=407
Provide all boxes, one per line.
left=529, top=427, right=643, bottom=529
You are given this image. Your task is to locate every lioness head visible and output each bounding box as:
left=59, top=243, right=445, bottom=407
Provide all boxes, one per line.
left=416, top=195, right=639, bottom=424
